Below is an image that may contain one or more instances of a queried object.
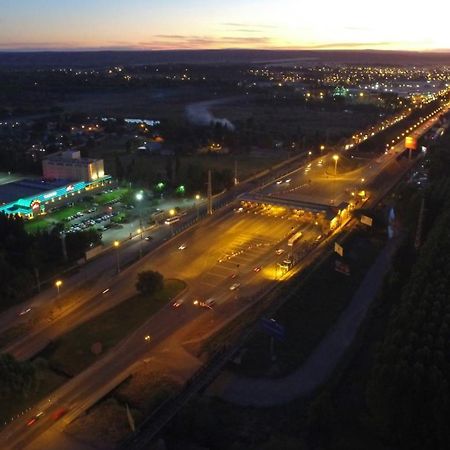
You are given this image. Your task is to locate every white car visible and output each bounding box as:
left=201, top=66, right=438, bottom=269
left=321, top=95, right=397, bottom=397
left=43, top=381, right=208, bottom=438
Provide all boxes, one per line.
left=172, top=298, right=185, bottom=308
left=178, top=243, right=187, bottom=250
left=230, top=283, right=241, bottom=291
left=275, top=248, right=285, bottom=255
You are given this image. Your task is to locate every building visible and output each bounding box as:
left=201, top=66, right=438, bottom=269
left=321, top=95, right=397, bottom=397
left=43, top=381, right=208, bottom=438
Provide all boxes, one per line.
left=42, top=150, right=105, bottom=182
left=0, top=176, right=113, bottom=218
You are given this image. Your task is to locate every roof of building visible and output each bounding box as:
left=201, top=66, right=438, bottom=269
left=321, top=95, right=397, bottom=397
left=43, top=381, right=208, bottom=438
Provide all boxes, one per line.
left=43, top=150, right=100, bottom=166
left=0, top=178, right=70, bottom=204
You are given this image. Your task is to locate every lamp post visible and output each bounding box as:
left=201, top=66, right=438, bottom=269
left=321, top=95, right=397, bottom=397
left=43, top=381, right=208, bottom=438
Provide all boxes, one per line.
left=333, top=154, right=339, bottom=176
left=114, top=240, right=121, bottom=273
left=137, top=228, right=143, bottom=258
left=195, top=194, right=200, bottom=221
left=55, top=280, right=62, bottom=298
left=135, top=190, right=144, bottom=234
left=169, top=209, right=175, bottom=237
left=331, top=154, right=340, bottom=205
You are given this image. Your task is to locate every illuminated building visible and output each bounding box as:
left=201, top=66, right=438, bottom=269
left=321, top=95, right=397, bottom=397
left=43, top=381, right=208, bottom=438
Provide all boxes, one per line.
left=42, top=150, right=105, bottom=182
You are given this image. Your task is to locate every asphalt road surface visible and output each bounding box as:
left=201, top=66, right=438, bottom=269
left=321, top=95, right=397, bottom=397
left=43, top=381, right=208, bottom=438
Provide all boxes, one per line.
left=0, top=103, right=447, bottom=449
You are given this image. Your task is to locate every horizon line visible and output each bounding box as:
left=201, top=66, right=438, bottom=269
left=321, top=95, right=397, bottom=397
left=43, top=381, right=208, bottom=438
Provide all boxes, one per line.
left=1, top=47, right=450, bottom=54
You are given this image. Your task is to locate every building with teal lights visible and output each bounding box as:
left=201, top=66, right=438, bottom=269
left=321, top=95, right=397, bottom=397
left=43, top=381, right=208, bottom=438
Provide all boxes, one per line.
left=0, top=176, right=113, bottom=218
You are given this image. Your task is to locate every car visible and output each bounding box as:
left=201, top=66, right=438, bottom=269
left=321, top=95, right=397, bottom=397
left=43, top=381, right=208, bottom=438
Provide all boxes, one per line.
left=144, top=335, right=151, bottom=341
left=172, top=298, right=184, bottom=308
left=144, top=236, right=152, bottom=241
left=193, top=298, right=215, bottom=309
left=315, top=235, right=323, bottom=242
left=230, top=283, right=241, bottom=291
left=276, top=180, right=283, bottom=185
left=178, top=243, right=187, bottom=250
left=19, top=307, right=32, bottom=316
left=285, top=178, right=291, bottom=183
left=51, top=408, right=67, bottom=421
left=275, top=248, right=285, bottom=255
left=27, top=411, right=44, bottom=426
left=253, top=266, right=262, bottom=273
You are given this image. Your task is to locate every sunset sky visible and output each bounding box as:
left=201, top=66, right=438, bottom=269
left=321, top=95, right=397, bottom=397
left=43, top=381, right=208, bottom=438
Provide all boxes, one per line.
left=1, top=0, right=449, bottom=52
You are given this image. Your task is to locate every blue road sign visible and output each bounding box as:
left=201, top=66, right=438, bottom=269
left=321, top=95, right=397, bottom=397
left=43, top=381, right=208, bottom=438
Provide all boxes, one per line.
left=260, top=318, right=286, bottom=342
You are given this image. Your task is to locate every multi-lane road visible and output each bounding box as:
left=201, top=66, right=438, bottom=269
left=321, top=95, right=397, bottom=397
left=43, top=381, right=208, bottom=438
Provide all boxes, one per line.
left=1, top=201, right=320, bottom=449
left=0, top=102, right=448, bottom=449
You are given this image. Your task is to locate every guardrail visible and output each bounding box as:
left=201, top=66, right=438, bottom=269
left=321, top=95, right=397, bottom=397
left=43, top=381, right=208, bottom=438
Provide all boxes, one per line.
left=119, top=146, right=424, bottom=449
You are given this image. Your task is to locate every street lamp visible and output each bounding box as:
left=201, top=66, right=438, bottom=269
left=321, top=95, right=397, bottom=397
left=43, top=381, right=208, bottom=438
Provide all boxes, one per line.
left=320, top=145, right=325, bottom=153
left=195, top=194, right=200, bottom=220
left=168, top=209, right=176, bottom=236
left=114, top=240, right=121, bottom=273
left=55, top=280, right=62, bottom=297
left=135, top=190, right=144, bottom=240
left=137, top=228, right=143, bottom=257
left=332, top=154, right=339, bottom=176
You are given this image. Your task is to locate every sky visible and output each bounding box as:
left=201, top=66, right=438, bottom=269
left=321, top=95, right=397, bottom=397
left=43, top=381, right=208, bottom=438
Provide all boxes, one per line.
left=0, top=0, right=449, bottom=52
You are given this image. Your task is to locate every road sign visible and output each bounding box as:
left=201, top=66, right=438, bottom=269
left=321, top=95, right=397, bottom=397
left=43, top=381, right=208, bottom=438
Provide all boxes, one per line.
left=335, top=259, right=350, bottom=276
left=261, top=318, right=285, bottom=342
left=334, top=242, right=344, bottom=257
left=361, top=215, right=373, bottom=226
left=405, top=136, right=417, bottom=150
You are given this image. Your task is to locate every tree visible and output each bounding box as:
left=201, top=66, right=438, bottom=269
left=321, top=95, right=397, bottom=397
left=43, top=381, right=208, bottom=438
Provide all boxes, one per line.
left=0, top=353, right=37, bottom=399
left=136, top=270, right=164, bottom=295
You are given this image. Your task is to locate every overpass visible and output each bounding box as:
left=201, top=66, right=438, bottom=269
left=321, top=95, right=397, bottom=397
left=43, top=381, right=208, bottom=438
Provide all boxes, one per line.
left=239, top=193, right=344, bottom=219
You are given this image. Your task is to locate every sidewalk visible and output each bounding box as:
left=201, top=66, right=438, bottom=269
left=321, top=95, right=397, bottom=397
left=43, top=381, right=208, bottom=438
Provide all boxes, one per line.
left=219, top=236, right=401, bottom=407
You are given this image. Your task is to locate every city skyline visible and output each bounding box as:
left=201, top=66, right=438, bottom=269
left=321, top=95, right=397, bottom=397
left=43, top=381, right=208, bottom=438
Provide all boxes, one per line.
left=1, top=0, right=450, bottom=52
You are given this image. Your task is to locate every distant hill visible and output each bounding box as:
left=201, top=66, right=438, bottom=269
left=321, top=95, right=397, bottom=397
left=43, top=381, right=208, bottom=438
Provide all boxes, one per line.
left=0, top=49, right=449, bottom=69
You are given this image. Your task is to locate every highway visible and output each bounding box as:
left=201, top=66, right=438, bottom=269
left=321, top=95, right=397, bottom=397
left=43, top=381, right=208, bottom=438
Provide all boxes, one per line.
left=0, top=203, right=320, bottom=449
left=0, top=152, right=307, bottom=343
left=0, top=102, right=448, bottom=449
left=257, top=104, right=449, bottom=209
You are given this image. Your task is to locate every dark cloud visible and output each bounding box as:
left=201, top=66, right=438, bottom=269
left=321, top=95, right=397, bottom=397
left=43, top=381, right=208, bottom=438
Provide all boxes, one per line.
left=305, top=41, right=397, bottom=49
left=139, top=34, right=272, bottom=49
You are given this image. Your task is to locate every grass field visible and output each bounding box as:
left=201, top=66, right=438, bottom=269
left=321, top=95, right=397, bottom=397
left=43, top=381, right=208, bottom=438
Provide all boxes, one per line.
left=44, top=279, right=185, bottom=376
left=95, top=187, right=130, bottom=205
left=24, top=202, right=89, bottom=234
left=231, top=226, right=386, bottom=378
left=67, top=369, right=179, bottom=447
left=0, top=363, right=67, bottom=426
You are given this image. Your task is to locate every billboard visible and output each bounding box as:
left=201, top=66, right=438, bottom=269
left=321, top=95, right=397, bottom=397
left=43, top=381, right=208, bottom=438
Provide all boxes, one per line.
left=335, top=260, right=350, bottom=276
left=405, top=136, right=417, bottom=150
left=334, top=242, right=344, bottom=257
left=361, top=215, right=373, bottom=226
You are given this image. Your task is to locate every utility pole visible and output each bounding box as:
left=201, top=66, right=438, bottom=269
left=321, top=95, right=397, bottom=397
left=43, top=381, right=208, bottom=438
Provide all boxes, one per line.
left=207, top=169, right=213, bottom=215
left=234, top=160, right=238, bottom=186
left=60, top=232, right=68, bottom=262
left=34, top=266, right=41, bottom=293
left=414, top=197, right=425, bottom=250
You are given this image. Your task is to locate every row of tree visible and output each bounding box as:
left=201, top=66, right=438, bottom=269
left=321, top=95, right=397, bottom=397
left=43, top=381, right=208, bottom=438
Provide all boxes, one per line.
left=0, top=214, right=101, bottom=309
left=366, top=132, right=450, bottom=449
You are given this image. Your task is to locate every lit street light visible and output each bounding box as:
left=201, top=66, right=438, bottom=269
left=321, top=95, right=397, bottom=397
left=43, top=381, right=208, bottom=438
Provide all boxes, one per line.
left=195, top=194, right=200, bottom=220
left=333, top=154, right=339, bottom=176
left=55, top=280, right=62, bottom=297
left=137, top=228, right=143, bottom=257
left=114, top=240, right=121, bottom=273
